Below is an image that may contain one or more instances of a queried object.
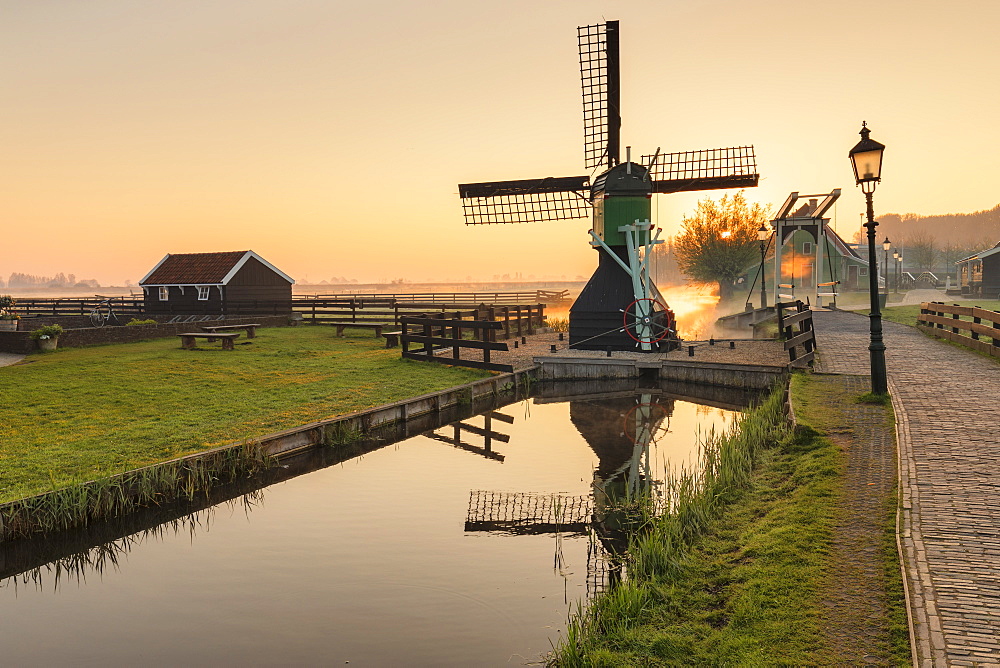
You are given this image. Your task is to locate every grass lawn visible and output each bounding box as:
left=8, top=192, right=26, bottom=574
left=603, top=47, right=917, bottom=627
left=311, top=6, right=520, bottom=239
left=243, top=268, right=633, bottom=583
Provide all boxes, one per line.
left=0, top=326, right=488, bottom=504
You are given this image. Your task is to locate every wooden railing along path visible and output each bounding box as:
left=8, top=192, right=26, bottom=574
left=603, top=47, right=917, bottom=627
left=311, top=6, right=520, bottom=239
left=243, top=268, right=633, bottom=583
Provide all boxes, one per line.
left=917, top=302, right=1000, bottom=358
left=776, top=300, right=816, bottom=368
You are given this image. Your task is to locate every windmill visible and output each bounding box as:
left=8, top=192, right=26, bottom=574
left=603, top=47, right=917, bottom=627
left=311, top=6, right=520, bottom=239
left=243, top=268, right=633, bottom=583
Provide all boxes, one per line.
left=458, top=21, right=760, bottom=351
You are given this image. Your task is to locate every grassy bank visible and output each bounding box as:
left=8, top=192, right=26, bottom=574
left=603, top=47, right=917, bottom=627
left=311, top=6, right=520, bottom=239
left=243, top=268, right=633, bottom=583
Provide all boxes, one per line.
left=0, top=326, right=487, bottom=503
left=550, top=375, right=908, bottom=665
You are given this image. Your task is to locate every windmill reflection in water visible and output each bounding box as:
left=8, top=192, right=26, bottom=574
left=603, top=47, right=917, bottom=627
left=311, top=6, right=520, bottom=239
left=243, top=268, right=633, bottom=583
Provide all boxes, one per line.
left=464, top=390, right=675, bottom=598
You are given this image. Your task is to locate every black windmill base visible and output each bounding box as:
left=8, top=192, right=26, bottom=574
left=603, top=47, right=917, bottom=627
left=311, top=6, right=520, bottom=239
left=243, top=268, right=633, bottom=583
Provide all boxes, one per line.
left=569, top=247, right=678, bottom=352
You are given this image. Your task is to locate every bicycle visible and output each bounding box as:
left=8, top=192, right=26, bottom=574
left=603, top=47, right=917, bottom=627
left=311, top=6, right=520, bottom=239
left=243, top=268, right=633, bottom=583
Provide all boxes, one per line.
left=89, top=295, right=123, bottom=327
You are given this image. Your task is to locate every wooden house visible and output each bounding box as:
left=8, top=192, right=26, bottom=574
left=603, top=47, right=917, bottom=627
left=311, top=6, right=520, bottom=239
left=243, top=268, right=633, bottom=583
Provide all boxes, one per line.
left=140, top=250, right=294, bottom=315
left=956, top=242, right=1000, bottom=298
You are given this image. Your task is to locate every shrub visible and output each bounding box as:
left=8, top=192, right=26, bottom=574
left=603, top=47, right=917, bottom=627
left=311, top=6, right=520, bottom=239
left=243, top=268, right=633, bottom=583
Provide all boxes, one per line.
left=0, top=295, right=18, bottom=319
left=126, top=318, right=158, bottom=326
left=30, top=324, right=64, bottom=340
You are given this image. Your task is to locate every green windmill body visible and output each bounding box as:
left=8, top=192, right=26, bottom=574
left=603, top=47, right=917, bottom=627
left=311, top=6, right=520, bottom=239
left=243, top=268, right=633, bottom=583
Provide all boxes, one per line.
left=457, top=21, right=759, bottom=351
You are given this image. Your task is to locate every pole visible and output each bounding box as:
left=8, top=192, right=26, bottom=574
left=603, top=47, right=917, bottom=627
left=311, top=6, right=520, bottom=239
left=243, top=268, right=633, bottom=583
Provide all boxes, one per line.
left=864, top=191, right=888, bottom=395
left=759, top=240, right=768, bottom=308
left=883, top=246, right=889, bottom=297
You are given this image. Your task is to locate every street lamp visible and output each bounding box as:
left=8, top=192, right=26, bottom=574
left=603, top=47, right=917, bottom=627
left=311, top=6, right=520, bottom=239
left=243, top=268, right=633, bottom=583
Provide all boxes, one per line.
left=897, top=252, right=903, bottom=292
left=758, top=223, right=770, bottom=309
left=892, top=248, right=903, bottom=295
left=882, top=237, right=891, bottom=298
left=849, top=121, right=888, bottom=395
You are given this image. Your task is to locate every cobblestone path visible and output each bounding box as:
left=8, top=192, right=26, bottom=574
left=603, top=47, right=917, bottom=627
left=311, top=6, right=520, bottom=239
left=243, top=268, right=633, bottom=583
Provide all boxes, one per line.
left=813, top=309, right=1000, bottom=666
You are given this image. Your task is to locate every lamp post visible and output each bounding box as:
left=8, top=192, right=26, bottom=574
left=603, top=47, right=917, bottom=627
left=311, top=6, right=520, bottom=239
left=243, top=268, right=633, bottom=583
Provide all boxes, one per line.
left=849, top=121, right=888, bottom=395
left=882, top=237, right=891, bottom=300
left=758, top=223, right=770, bottom=309
left=897, top=252, right=903, bottom=291
left=892, top=248, right=903, bottom=295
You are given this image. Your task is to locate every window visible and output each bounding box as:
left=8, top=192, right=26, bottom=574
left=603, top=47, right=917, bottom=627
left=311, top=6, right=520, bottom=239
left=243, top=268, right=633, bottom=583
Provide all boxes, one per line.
left=802, top=242, right=813, bottom=255
left=859, top=267, right=868, bottom=276
left=158, top=287, right=169, bottom=301
left=198, top=286, right=210, bottom=301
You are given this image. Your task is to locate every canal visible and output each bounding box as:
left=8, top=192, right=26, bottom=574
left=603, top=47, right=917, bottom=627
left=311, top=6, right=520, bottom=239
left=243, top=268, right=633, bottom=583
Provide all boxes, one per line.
left=0, top=380, right=756, bottom=666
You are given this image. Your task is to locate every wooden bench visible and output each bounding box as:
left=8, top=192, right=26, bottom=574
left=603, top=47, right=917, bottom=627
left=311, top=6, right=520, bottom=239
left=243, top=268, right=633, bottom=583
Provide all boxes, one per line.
left=201, top=323, right=260, bottom=339
left=178, top=332, right=241, bottom=350
left=381, top=331, right=402, bottom=348
left=327, top=322, right=388, bottom=337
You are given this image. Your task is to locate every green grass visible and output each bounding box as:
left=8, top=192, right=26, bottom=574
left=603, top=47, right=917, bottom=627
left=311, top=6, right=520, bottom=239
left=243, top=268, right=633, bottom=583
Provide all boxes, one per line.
left=549, top=376, right=909, bottom=665
left=0, top=326, right=487, bottom=503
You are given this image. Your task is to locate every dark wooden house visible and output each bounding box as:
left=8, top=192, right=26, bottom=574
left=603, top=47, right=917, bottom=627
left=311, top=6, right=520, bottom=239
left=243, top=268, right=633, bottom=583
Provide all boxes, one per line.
left=139, top=250, right=294, bottom=315
left=957, top=242, right=1000, bottom=298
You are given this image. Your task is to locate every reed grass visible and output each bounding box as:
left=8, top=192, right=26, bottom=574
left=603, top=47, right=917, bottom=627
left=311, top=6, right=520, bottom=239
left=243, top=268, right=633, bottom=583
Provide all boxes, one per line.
left=0, top=441, right=275, bottom=540
left=550, top=387, right=791, bottom=665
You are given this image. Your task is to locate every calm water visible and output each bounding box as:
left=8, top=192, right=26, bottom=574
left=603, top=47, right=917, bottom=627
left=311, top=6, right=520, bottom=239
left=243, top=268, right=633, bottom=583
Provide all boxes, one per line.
left=0, top=381, right=749, bottom=666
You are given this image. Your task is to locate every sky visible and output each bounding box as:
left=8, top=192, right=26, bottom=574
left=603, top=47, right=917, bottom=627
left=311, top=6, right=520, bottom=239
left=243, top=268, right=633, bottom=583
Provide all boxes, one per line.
left=3, top=0, right=998, bottom=286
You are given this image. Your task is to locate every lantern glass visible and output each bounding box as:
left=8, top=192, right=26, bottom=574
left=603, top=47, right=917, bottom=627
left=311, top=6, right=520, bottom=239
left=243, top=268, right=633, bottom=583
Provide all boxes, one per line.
left=883, top=238, right=891, bottom=251
left=757, top=224, right=770, bottom=242
left=852, top=148, right=883, bottom=182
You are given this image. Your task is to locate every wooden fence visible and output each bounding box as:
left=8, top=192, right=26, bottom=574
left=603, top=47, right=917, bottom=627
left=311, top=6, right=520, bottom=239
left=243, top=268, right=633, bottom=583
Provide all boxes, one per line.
left=7, top=295, right=553, bottom=325
left=400, top=314, right=512, bottom=373
left=776, top=300, right=816, bottom=368
left=300, top=289, right=569, bottom=305
left=9, top=297, right=145, bottom=317
left=917, top=302, right=1000, bottom=358
left=297, top=300, right=544, bottom=341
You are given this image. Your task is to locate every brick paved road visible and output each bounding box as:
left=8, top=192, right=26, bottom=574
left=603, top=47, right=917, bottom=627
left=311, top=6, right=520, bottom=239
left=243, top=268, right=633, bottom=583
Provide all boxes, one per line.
left=813, top=309, right=1000, bottom=666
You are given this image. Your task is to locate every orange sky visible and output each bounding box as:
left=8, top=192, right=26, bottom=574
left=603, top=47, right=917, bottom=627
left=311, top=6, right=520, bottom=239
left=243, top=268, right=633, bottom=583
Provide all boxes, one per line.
left=2, top=0, right=998, bottom=286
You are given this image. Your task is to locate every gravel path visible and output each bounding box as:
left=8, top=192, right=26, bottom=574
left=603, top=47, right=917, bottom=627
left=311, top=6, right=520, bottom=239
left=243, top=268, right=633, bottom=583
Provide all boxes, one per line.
left=0, top=353, right=25, bottom=367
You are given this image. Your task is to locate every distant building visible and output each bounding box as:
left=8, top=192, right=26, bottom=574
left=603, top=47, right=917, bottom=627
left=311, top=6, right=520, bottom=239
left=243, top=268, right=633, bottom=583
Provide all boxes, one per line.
left=139, top=250, right=294, bottom=315
left=956, top=242, right=1000, bottom=298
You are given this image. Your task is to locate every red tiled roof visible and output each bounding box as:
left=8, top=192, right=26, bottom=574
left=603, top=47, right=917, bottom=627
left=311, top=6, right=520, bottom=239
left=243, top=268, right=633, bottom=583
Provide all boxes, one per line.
left=141, top=251, right=249, bottom=285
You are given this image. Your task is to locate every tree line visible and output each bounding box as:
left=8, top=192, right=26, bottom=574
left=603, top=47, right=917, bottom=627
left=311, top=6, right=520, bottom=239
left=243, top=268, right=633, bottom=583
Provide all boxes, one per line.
left=2, top=272, right=101, bottom=289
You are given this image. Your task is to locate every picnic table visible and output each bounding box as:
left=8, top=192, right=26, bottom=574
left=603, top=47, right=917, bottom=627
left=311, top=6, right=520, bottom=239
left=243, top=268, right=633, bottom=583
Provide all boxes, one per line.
left=201, top=323, right=261, bottom=339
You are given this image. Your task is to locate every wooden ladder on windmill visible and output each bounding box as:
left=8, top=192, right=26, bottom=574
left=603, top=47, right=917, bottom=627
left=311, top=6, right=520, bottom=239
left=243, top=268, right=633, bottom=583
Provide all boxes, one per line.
left=456, top=20, right=760, bottom=353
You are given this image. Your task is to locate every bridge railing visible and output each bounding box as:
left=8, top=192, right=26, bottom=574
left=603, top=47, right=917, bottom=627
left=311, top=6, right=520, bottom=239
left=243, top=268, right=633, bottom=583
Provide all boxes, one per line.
left=776, top=300, right=816, bottom=369
left=917, top=302, right=1000, bottom=358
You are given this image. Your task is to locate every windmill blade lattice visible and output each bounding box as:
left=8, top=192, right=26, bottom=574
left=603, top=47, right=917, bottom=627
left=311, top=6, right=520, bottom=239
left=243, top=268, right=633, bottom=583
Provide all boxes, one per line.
left=642, top=146, right=759, bottom=194
left=578, top=21, right=621, bottom=170
left=459, top=176, right=592, bottom=225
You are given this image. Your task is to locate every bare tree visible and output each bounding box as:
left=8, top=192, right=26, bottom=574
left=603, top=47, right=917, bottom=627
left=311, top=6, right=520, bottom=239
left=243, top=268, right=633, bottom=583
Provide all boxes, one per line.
left=674, top=191, right=771, bottom=299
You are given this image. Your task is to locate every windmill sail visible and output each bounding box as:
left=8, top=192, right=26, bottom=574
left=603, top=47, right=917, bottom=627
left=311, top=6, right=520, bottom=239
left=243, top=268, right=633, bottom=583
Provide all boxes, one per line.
left=459, top=176, right=591, bottom=224
left=642, top=146, right=759, bottom=194
left=578, top=21, right=621, bottom=170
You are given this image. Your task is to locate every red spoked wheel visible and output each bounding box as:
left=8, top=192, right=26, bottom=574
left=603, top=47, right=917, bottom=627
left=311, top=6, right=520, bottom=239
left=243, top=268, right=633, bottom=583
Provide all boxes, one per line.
left=622, top=401, right=671, bottom=446
left=622, top=298, right=674, bottom=344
